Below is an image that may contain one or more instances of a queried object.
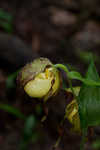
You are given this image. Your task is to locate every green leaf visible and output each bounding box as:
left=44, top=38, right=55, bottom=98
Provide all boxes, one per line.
left=0, top=104, right=26, bottom=120
left=78, top=60, right=100, bottom=129
left=0, top=9, right=13, bottom=33
left=68, top=71, right=100, bottom=86
left=0, top=9, right=13, bottom=22
left=6, top=70, right=19, bottom=89
left=23, top=115, right=36, bottom=140
left=76, top=50, right=99, bottom=64
left=0, top=21, right=13, bottom=33
left=68, top=71, right=83, bottom=80
left=20, top=116, right=37, bottom=150
left=92, top=139, right=100, bottom=149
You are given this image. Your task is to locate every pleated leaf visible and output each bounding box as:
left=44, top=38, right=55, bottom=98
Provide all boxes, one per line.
left=78, top=60, right=100, bottom=130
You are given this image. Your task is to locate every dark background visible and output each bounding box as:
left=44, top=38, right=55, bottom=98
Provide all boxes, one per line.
left=0, top=0, right=100, bottom=150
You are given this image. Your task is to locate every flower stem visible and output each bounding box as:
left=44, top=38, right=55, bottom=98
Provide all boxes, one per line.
left=54, top=64, right=81, bottom=149
left=54, top=64, right=76, bottom=99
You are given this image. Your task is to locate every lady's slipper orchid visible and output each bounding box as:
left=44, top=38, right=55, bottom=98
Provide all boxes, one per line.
left=17, top=58, right=61, bottom=101
left=65, top=87, right=81, bottom=133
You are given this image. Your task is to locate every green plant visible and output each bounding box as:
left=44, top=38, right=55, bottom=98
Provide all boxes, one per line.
left=0, top=103, right=38, bottom=150
left=92, top=139, right=100, bottom=150
left=17, top=58, right=61, bottom=102
left=16, top=56, right=100, bottom=150
left=20, top=115, right=38, bottom=150
left=0, top=103, right=26, bottom=120
left=0, top=8, right=13, bottom=33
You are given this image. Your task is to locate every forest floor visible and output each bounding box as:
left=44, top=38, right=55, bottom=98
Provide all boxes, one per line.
left=0, top=0, right=100, bottom=150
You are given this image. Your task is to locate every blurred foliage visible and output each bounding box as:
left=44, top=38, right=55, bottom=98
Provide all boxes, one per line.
left=35, top=104, right=43, bottom=116
left=6, top=70, right=19, bottom=90
left=0, top=8, right=13, bottom=33
left=76, top=50, right=99, bottom=64
left=20, top=115, right=38, bottom=150
left=0, top=103, right=26, bottom=120
left=0, top=104, right=39, bottom=150
left=92, top=139, right=100, bottom=150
